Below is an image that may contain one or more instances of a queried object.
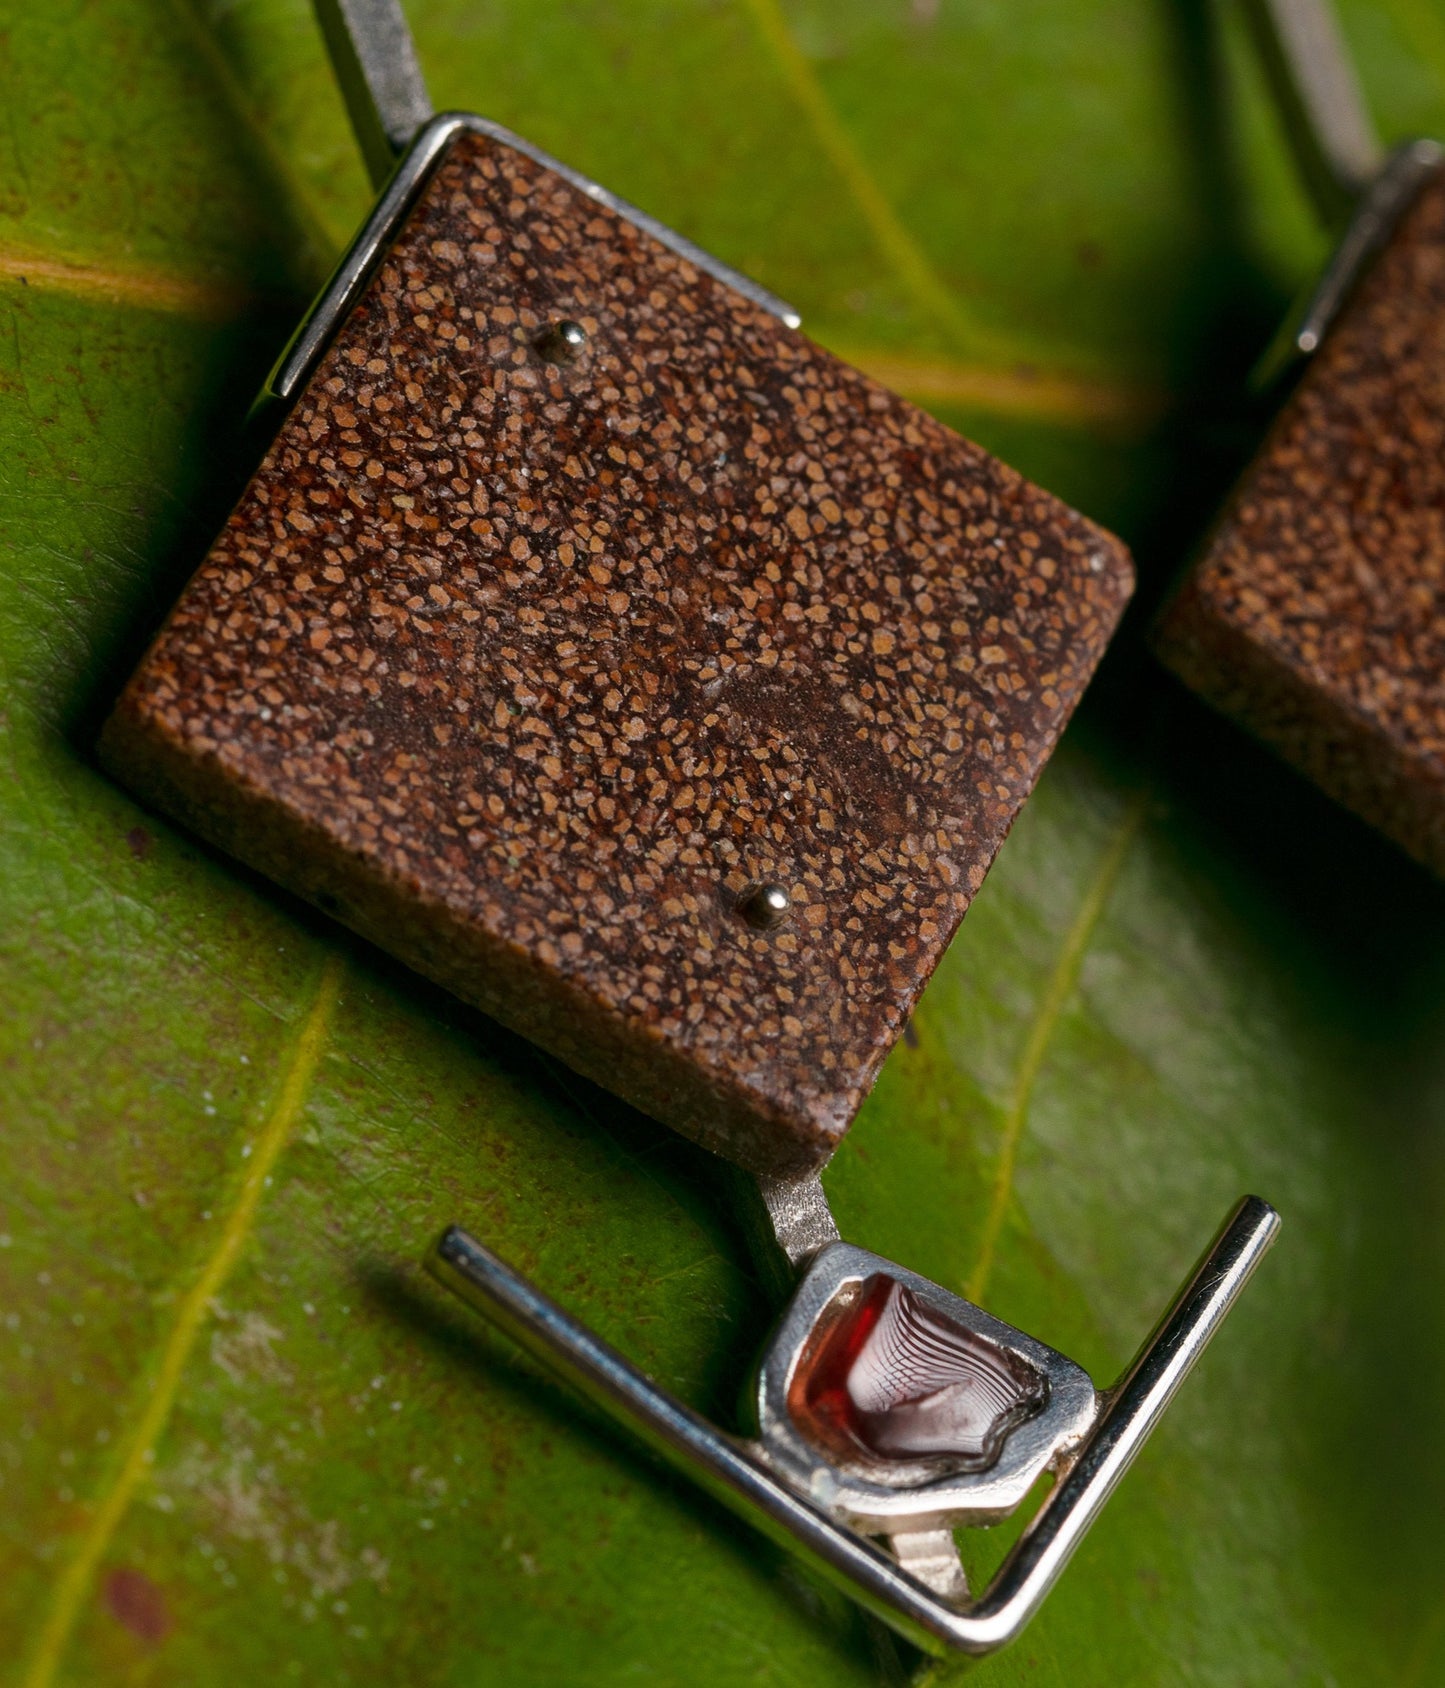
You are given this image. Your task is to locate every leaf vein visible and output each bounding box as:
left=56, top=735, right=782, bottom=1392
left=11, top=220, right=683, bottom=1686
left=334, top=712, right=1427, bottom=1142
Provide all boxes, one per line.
left=963, top=792, right=1146, bottom=1307
left=743, top=0, right=1003, bottom=358
left=20, top=951, right=346, bottom=1688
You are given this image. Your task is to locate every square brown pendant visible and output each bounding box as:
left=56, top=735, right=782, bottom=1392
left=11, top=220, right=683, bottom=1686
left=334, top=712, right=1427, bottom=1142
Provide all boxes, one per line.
left=102, top=123, right=1132, bottom=1174
left=90, top=5, right=1275, bottom=1658
left=1156, top=161, right=1445, bottom=875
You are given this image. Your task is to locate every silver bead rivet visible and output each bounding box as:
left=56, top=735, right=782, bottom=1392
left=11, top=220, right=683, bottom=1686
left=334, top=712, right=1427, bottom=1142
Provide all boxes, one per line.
left=740, top=883, right=791, bottom=930
left=535, top=319, right=588, bottom=364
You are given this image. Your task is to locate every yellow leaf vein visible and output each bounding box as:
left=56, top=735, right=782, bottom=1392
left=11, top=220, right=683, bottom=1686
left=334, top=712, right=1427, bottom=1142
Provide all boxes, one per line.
left=21, top=951, right=346, bottom=1688
left=964, top=793, right=1146, bottom=1307
left=743, top=0, right=1008, bottom=359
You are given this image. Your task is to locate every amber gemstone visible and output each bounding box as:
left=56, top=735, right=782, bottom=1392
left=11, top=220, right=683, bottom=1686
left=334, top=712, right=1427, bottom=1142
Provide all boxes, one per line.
left=789, top=1276, right=1046, bottom=1471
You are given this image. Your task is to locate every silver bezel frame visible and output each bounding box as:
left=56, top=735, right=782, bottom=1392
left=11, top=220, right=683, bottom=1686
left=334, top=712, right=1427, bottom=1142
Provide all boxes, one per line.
left=754, top=1243, right=1098, bottom=1533
left=262, top=110, right=799, bottom=411
left=428, top=1197, right=1280, bottom=1657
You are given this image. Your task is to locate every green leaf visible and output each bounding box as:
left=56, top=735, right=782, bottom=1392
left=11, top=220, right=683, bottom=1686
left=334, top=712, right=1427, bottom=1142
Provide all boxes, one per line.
left=3, top=1, right=1444, bottom=1683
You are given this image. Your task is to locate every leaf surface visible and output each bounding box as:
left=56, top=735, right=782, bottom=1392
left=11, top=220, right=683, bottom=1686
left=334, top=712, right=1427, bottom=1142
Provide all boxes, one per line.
left=3, top=3, right=1445, bottom=1685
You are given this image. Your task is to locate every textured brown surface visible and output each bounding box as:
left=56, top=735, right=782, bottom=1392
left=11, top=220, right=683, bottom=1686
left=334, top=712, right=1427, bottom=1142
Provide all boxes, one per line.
left=102, top=129, right=1132, bottom=1173
left=1156, top=166, right=1445, bottom=877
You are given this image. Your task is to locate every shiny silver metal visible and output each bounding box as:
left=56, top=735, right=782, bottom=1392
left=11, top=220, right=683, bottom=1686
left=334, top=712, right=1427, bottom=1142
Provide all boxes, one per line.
left=278, top=0, right=797, bottom=411
left=535, top=319, right=590, bottom=364
left=755, top=1172, right=840, bottom=1271
left=753, top=1242, right=1098, bottom=1533
left=888, top=1526, right=970, bottom=1602
left=741, top=883, right=792, bottom=930
left=1255, top=137, right=1443, bottom=385
left=1241, top=0, right=1440, bottom=382
left=1242, top=0, right=1383, bottom=219
left=731, top=1170, right=841, bottom=1303
left=427, top=1195, right=1279, bottom=1657
left=262, top=110, right=800, bottom=410
left=313, top=0, right=434, bottom=189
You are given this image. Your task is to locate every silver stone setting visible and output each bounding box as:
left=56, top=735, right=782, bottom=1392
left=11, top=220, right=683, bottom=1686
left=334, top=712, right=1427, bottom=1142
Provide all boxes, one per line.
left=754, top=1243, right=1097, bottom=1531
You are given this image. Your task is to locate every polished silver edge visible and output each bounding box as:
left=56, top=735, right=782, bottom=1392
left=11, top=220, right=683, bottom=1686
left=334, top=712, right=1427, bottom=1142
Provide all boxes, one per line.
left=426, top=1195, right=1279, bottom=1657
left=753, top=1241, right=1099, bottom=1532
left=969, top=1195, right=1281, bottom=1643
left=262, top=110, right=800, bottom=411
left=1254, top=137, right=1443, bottom=389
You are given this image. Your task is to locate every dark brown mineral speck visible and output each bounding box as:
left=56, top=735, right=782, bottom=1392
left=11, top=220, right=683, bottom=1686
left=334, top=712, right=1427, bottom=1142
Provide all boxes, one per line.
left=101, top=128, right=1132, bottom=1174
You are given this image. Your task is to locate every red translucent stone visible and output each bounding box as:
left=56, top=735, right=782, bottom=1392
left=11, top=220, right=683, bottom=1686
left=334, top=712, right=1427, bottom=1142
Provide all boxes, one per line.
left=789, top=1275, right=1047, bottom=1470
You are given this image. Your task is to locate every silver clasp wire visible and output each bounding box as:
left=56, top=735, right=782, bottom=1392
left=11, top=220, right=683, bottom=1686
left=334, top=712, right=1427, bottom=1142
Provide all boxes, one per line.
left=428, top=1190, right=1279, bottom=1657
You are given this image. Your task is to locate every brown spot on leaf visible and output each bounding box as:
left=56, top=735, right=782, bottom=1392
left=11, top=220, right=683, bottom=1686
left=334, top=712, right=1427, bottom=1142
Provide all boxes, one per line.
left=104, top=1566, right=172, bottom=1644
left=125, top=825, right=152, bottom=860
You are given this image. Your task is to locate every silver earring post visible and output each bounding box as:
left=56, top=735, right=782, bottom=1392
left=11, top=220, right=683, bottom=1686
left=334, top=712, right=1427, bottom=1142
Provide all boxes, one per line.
left=428, top=1192, right=1279, bottom=1657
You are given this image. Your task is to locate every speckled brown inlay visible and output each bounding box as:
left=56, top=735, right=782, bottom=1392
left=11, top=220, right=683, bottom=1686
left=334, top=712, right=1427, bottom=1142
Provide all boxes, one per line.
left=1156, top=166, right=1445, bottom=877
left=103, top=130, right=1133, bottom=1173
